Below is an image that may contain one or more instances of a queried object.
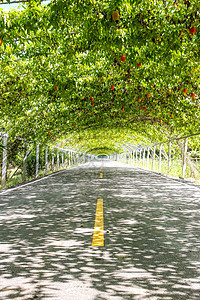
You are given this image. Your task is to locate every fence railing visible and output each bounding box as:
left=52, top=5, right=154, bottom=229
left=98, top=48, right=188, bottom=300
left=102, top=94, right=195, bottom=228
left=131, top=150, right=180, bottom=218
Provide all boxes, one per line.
left=0, top=133, right=95, bottom=189
left=109, top=134, right=200, bottom=183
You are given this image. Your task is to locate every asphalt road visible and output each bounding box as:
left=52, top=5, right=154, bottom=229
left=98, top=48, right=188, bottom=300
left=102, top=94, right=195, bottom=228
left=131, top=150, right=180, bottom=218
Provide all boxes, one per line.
left=0, top=160, right=200, bottom=300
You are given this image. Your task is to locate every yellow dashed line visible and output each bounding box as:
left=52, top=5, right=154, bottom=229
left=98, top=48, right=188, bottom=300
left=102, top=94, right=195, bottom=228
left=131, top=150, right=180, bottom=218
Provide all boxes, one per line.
left=92, top=199, right=104, bottom=247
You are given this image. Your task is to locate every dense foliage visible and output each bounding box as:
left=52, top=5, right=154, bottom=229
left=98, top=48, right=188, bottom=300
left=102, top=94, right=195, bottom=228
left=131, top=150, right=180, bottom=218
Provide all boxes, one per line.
left=0, top=0, right=199, bottom=154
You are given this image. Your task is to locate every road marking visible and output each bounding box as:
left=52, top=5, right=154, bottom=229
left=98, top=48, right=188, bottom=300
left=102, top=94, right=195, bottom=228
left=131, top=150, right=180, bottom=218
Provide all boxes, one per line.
left=92, top=199, right=104, bottom=247
left=100, top=172, right=103, bottom=178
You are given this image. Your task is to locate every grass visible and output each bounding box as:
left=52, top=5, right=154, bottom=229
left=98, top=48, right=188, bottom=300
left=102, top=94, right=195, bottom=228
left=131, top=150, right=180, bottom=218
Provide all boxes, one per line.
left=0, top=159, right=85, bottom=190
left=119, top=156, right=200, bottom=181
left=0, top=164, right=73, bottom=190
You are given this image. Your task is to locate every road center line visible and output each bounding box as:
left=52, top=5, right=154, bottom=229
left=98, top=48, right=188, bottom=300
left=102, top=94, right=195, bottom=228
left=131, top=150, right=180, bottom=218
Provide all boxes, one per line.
left=92, top=199, right=104, bottom=247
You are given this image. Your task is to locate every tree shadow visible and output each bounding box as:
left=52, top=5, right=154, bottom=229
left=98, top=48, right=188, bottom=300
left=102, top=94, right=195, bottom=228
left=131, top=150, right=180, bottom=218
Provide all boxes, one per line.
left=0, top=161, right=200, bottom=299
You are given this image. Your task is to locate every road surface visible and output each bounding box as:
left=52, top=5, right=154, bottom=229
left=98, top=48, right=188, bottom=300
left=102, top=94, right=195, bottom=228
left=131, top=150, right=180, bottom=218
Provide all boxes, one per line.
left=0, top=160, right=200, bottom=299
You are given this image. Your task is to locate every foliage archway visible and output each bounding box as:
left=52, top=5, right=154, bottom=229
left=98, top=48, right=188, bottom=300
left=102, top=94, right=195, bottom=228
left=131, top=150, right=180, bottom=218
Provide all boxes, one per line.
left=0, top=0, right=199, bottom=154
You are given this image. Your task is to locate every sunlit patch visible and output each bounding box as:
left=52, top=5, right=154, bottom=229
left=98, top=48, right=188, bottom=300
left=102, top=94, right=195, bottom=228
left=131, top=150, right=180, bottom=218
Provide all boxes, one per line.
left=165, top=228, right=179, bottom=232
left=106, top=283, right=150, bottom=297
left=42, top=280, right=99, bottom=299
left=113, top=267, right=153, bottom=279
left=74, top=228, right=94, bottom=235
left=119, top=219, right=138, bottom=225
left=187, top=278, right=200, bottom=290
left=0, top=214, right=36, bottom=221
left=0, top=244, right=12, bottom=252
left=45, top=239, right=84, bottom=248
left=25, top=195, right=37, bottom=199
left=115, top=253, right=128, bottom=258
left=0, top=275, right=37, bottom=298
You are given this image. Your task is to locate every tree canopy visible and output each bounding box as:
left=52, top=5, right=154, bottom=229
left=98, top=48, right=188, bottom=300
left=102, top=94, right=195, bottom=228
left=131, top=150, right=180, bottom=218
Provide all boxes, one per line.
left=0, top=0, right=199, bottom=154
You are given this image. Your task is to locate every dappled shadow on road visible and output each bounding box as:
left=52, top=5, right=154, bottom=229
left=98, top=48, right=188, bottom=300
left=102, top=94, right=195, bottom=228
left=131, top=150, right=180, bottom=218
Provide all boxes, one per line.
left=0, top=161, right=200, bottom=299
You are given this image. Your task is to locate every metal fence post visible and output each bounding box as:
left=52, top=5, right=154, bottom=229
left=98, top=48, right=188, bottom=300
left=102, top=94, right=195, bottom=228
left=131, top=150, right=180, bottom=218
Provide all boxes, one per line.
left=22, top=142, right=27, bottom=182
left=182, top=138, right=188, bottom=178
left=68, top=151, right=70, bottom=166
left=84, top=152, right=86, bottom=164
left=168, top=140, right=171, bottom=172
left=139, top=150, right=141, bottom=167
left=159, top=144, right=162, bottom=173
left=147, top=147, right=150, bottom=169
left=62, top=152, right=64, bottom=168
left=36, top=143, right=39, bottom=178
left=135, top=150, right=137, bottom=166
left=78, top=153, right=80, bottom=164
left=57, top=150, right=59, bottom=170
left=45, top=145, right=48, bottom=175
left=143, top=147, right=145, bottom=168
left=65, top=152, right=68, bottom=168
left=52, top=152, right=54, bottom=171
left=2, top=134, right=8, bottom=187
left=152, top=145, right=156, bottom=171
